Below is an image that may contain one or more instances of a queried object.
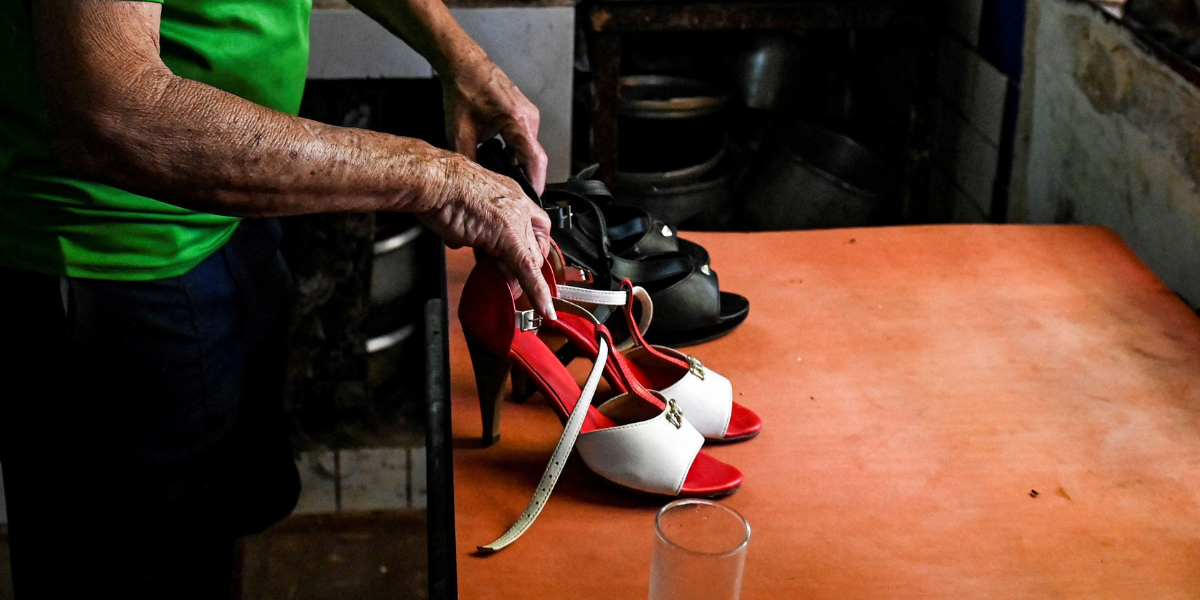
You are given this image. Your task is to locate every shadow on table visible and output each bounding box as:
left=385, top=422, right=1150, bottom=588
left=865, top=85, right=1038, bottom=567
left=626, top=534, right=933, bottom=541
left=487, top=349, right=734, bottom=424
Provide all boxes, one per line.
left=452, top=435, right=674, bottom=511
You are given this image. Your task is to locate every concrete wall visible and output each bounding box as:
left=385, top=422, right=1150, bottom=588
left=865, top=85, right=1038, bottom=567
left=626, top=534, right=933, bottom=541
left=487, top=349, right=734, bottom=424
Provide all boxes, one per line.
left=1013, top=0, right=1200, bottom=306
left=308, top=6, right=576, bottom=182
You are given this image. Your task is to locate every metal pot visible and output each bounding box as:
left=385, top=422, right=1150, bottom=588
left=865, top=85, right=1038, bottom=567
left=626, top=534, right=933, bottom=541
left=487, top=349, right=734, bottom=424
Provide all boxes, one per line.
left=616, top=163, right=735, bottom=230
left=366, top=321, right=419, bottom=390
left=735, top=34, right=806, bottom=111
left=618, top=75, right=730, bottom=119
left=618, top=115, right=727, bottom=174
left=739, top=121, right=895, bottom=231
left=615, top=142, right=726, bottom=189
left=617, top=75, right=729, bottom=174
left=370, top=224, right=425, bottom=307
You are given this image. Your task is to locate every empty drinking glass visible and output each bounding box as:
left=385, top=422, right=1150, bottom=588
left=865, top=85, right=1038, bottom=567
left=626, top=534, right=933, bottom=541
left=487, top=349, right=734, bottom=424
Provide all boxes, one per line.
left=648, top=499, right=751, bottom=600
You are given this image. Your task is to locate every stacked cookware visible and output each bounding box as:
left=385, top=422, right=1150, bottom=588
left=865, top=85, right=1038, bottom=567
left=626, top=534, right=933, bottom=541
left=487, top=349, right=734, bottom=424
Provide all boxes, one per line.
left=366, top=213, right=432, bottom=399
left=597, top=32, right=901, bottom=232
left=612, top=75, right=735, bottom=231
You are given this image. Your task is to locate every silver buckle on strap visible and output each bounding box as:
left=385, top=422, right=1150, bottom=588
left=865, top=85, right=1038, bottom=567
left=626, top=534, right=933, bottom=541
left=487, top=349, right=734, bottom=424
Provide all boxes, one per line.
left=687, top=356, right=706, bottom=380
left=548, top=201, right=574, bottom=229
left=517, top=310, right=543, bottom=332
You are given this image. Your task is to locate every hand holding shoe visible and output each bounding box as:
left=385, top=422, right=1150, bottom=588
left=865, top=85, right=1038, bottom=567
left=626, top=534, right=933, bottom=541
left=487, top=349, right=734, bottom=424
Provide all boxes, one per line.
left=415, top=154, right=556, bottom=320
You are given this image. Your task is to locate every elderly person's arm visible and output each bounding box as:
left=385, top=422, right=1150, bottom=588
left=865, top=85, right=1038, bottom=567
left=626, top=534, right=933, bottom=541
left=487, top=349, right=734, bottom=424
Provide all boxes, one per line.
left=346, top=0, right=548, bottom=192
left=32, top=0, right=555, bottom=318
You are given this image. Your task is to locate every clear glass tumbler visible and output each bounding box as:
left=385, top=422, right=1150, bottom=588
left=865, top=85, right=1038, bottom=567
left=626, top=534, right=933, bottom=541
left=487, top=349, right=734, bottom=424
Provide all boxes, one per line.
left=648, top=499, right=751, bottom=600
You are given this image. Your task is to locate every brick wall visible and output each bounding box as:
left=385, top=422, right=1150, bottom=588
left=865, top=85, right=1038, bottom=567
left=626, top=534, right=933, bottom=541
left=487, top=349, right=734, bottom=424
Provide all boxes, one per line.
left=932, top=0, right=1027, bottom=223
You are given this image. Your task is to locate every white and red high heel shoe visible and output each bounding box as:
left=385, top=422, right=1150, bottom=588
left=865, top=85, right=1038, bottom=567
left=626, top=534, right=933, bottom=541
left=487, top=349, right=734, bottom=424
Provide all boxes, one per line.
left=541, top=247, right=763, bottom=442
left=459, top=252, right=742, bottom=552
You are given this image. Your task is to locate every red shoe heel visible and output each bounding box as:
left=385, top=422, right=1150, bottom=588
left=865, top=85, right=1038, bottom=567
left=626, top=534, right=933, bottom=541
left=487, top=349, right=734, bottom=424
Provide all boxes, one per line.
left=465, top=335, right=511, bottom=447
left=510, top=369, right=530, bottom=404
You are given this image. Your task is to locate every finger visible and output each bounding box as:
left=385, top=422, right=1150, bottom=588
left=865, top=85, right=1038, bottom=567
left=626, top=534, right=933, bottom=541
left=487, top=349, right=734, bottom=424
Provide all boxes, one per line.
left=533, top=226, right=551, bottom=261
left=520, top=213, right=548, bottom=275
left=502, top=124, right=548, bottom=195
left=528, top=203, right=552, bottom=258
left=506, top=244, right=556, bottom=321
left=495, top=260, right=524, bottom=299
left=516, top=214, right=553, bottom=302
left=455, top=123, right=479, bottom=161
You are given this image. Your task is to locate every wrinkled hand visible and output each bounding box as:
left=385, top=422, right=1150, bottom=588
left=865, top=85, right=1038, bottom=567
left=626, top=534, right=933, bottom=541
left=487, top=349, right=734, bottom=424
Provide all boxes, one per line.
left=443, top=56, right=548, bottom=194
left=416, top=154, right=555, bottom=320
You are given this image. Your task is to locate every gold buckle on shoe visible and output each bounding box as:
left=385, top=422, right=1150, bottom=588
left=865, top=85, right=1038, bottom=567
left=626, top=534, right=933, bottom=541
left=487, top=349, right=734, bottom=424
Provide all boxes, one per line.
left=517, top=310, right=542, bottom=332
left=687, top=356, right=705, bottom=380
left=666, top=398, right=684, bottom=429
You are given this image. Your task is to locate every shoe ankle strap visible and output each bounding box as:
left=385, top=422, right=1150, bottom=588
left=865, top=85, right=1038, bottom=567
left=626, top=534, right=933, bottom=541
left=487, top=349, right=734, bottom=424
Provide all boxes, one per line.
left=476, top=333, right=612, bottom=553
left=556, top=284, right=654, bottom=343
left=556, top=284, right=626, bottom=306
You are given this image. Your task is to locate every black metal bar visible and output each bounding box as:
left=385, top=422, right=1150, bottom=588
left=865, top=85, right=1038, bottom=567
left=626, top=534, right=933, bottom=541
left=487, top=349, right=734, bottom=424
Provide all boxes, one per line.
left=425, top=243, right=457, bottom=600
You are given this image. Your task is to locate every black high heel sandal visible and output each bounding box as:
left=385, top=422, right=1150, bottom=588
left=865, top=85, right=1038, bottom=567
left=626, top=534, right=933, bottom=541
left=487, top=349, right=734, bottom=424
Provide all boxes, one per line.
left=476, top=139, right=750, bottom=348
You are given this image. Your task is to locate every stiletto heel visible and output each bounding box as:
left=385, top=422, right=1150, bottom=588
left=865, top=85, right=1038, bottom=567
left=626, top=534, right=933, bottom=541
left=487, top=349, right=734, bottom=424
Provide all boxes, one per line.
left=466, top=335, right=510, bottom=447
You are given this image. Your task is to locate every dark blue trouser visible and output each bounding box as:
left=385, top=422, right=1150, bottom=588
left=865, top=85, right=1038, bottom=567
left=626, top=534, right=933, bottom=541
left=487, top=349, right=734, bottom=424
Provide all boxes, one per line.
left=0, top=219, right=300, bottom=599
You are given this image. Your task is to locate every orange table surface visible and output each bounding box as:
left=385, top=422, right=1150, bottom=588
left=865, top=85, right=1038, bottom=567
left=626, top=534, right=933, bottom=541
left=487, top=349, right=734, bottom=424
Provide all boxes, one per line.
left=446, top=226, right=1200, bottom=599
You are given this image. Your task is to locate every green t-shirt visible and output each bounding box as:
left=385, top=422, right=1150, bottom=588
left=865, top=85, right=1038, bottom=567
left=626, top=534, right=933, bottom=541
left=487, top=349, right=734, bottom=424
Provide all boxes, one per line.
left=0, top=0, right=311, bottom=279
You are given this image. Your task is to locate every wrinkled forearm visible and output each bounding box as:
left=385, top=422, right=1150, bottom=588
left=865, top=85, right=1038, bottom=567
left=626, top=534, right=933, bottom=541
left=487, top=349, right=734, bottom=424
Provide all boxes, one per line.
left=33, top=0, right=479, bottom=218
left=59, top=69, right=467, bottom=217
left=347, top=0, right=486, bottom=77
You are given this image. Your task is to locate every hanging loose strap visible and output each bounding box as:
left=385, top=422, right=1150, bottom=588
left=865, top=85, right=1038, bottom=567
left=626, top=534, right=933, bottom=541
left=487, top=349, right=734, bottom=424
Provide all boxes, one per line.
left=476, top=336, right=612, bottom=553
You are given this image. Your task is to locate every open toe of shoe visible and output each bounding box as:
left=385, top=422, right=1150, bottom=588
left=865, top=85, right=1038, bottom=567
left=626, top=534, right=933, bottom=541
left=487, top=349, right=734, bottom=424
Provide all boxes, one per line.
left=720, top=402, right=762, bottom=442
left=680, top=451, right=744, bottom=497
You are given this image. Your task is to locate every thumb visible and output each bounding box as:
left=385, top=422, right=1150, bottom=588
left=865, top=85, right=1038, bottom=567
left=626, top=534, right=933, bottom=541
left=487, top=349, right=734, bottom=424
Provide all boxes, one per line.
left=454, top=124, right=479, bottom=161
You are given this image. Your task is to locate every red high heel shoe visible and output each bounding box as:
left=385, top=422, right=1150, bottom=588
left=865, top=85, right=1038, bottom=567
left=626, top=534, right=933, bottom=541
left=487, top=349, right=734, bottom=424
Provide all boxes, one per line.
left=459, top=252, right=743, bottom=553
left=539, top=247, right=763, bottom=442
